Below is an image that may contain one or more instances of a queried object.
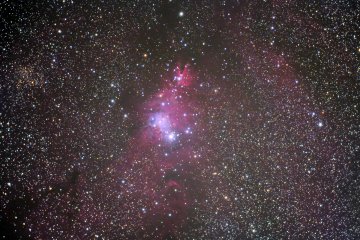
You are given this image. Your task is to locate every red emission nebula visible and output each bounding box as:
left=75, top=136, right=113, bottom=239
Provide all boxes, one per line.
left=116, top=65, right=204, bottom=238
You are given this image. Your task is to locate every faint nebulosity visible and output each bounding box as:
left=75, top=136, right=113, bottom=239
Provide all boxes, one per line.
left=1, top=1, right=359, bottom=239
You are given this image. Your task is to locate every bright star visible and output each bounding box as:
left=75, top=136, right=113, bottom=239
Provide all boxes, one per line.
left=168, top=132, right=176, bottom=141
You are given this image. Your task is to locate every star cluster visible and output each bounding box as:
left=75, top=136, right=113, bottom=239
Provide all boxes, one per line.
left=1, top=1, right=359, bottom=239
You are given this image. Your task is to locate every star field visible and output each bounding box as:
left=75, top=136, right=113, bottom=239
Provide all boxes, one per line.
left=1, top=1, right=359, bottom=239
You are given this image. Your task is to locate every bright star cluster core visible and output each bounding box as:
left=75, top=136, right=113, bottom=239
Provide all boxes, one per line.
left=1, top=1, right=359, bottom=239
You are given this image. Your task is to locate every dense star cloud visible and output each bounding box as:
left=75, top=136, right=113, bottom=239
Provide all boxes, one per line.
left=1, top=1, right=359, bottom=239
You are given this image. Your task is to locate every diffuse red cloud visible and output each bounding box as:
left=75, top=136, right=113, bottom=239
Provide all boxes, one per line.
left=117, top=64, right=202, bottom=238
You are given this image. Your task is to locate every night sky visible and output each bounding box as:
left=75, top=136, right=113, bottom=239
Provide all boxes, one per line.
left=1, top=1, right=359, bottom=239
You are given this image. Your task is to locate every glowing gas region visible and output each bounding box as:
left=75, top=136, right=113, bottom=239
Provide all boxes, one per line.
left=115, top=64, right=203, bottom=238
left=142, top=65, right=198, bottom=147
